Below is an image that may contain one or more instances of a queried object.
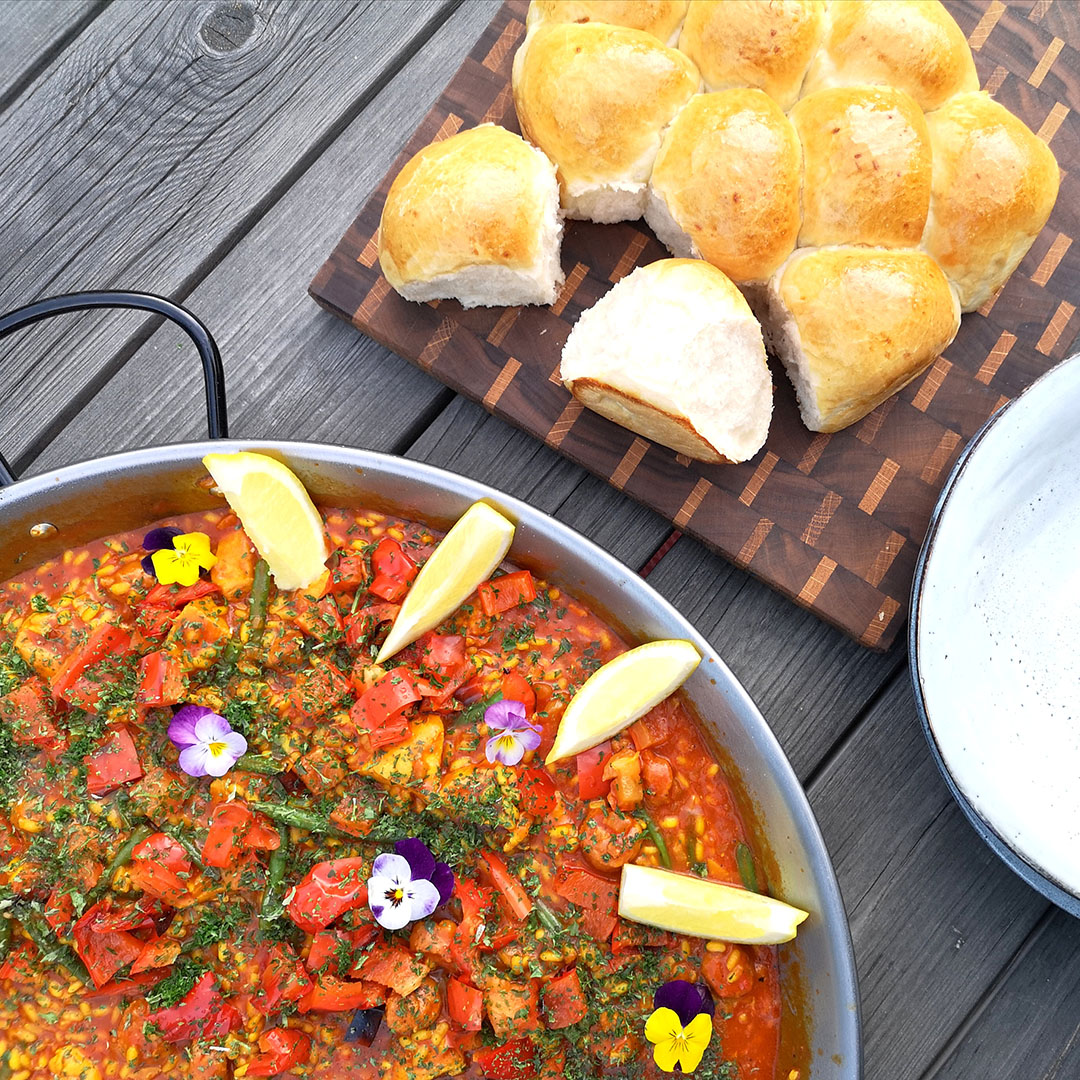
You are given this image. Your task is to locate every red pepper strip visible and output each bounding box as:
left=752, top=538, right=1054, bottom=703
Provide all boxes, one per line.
left=575, top=741, right=613, bottom=801
left=285, top=857, right=369, bottom=933
left=130, top=936, right=182, bottom=975
left=44, top=886, right=74, bottom=933
left=51, top=624, right=132, bottom=701
left=134, top=603, right=177, bottom=641
left=128, top=860, right=190, bottom=907
left=143, top=580, right=221, bottom=610
left=132, top=832, right=192, bottom=876
left=202, top=802, right=253, bottom=868
left=477, top=570, right=537, bottom=616
left=0, top=678, right=63, bottom=750
left=500, top=672, right=536, bottom=716
left=245, top=816, right=282, bottom=851
left=343, top=603, right=399, bottom=649
left=519, top=767, right=557, bottom=816
left=245, top=1028, right=313, bottom=1076
left=368, top=538, right=417, bottom=603
left=72, top=903, right=143, bottom=989
left=472, top=1038, right=538, bottom=1080
left=348, top=667, right=422, bottom=747
left=254, top=944, right=312, bottom=1015
left=479, top=852, right=533, bottom=922
left=299, top=974, right=385, bottom=1013
left=136, top=651, right=185, bottom=706
left=85, top=726, right=143, bottom=796
left=448, top=976, right=484, bottom=1031
left=542, top=968, right=588, bottom=1029
left=88, top=895, right=162, bottom=933
left=553, top=867, right=619, bottom=942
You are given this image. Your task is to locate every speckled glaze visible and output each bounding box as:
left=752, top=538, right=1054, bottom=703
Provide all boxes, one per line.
left=912, top=351, right=1080, bottom=914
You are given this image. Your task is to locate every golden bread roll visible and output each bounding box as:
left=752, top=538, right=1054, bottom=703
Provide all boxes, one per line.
left=922, top=91, right=1060, bottom=312
left=801, top=0, right=978, bottom=113
left=378, top=124, right=564, bottom=309
left=512, top=22, right=700, bottom=223
left=645, top=90, right=801, bottom=284
left=678, top=0, right=825, bottom=109
left=526, top=0, right=689, bottom=44
left=762, top=247, right=960, bottom=433
left=790, top=86, right=931, bottom=249
left=560, top=259, right=773, bottom=464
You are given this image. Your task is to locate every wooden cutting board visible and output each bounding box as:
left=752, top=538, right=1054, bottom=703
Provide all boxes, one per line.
left=310, top=0, right=1080, bottom=651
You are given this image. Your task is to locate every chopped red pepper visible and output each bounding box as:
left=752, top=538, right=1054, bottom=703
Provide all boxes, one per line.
left=255, top=944, right=312, bottom=1015
left=398, top=633, right=469, bottom=704
left=327, top=551, right=369, bottom=595
left=286, top=858, right=369, bottom=933
left=553, top=866, right=618, bottom=942
left=367, top=538, right=417, bottom=602
left=147, top=971, right=240, bottom=1043
left=136, top=651, right=185, bottom=706
left=130, top=936, right=182, bottom=975
left=128, top=859, right=190, bottom=907
left=0, top=677, right=63, bottom=750
left=202, top=802, right=253, bottom=868
left=132, top=832, right=193, bottom=876
left=448, top=977, right=484, bottom=1031
left=519, top=767, right=557, bottom=816
left=575, top=741, right=613, bottom=801
left=245, top=1028, right=313, bottom=1076
left=72, top=902, right=144, bottom=989
left=44, top=885, right=74, bottom=934
left=344, top=602, right=400, bottom=649
left=472, top=1038, right=538, bottom=1080
left=299, top=974, right=385, bottom=1013
left=348, top=667, right=422, bottom=749
left=143, top=580, right=221, bottom=610
left=478, top=570, right=536, bottom=616
left=85, top=726, right=143, bottom=796
left=479, top=851, right=533, bottom=922
left=51, top=624, right=132, bottom=702
left=542, top=968, right=588, bottom=1028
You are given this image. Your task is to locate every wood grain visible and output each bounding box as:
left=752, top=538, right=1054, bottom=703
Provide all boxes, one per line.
left=311, top=0, right=1080, bottom=651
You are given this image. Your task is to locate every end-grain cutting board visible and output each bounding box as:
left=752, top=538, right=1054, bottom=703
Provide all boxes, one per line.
left=310, top=0, right=1080, bottom=651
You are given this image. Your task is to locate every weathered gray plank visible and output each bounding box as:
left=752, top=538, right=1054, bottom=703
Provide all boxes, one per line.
left=23, top=1, right=501, bottom=477
left=646, top=535, right=902, bottom=779
left=0, top=0, right=456, bottom=473
left=809, top=671, right=1048, bottom=1080
left=0, top=0, right=103, bottom=109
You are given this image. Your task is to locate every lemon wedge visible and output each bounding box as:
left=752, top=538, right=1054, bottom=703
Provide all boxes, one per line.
left=376, top=501, right=515, bottom=663
left=545, top=639, right=701, bottom=764
left=202, top=451, right=329, bottom=591
left=619, top=863, right=808, bottom=944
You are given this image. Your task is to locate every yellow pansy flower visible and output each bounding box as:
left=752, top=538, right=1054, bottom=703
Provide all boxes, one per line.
left=645, top=1007, right=714, bottom=1074
left=150, top=532, right=218, bottom=587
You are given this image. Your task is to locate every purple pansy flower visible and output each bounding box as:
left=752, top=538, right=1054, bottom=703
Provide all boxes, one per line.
left=394, top=838, right=455, bottom=906
left=484, top=699, right=541, bottom=767
left=654, top=980, right=714, bottom=1027
left=367, top=850, right=442, bottom=932
left=168, top=704, right=247, bottom=778
left=141, top=526, right=184, bottom=575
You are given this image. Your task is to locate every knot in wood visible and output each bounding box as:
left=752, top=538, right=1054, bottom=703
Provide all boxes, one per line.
left=200, top=1, right=257, bottom=53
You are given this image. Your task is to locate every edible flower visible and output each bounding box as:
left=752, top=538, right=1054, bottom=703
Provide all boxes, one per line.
left=168, top=704, right=247, bottom=778
left=645, top=980, right=715, bottom=1074
left=367, top=837, right=452, bottom=931
left=484, top=699, right=541, bottom=767
left=141, top=526, right=184, bottom=575
left=149, top=531, right=218, bottom=587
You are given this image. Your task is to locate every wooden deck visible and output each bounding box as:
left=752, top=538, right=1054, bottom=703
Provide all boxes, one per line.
left=2, top=3, right=1078, bottom=1078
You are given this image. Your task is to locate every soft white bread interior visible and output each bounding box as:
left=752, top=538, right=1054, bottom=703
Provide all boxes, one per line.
left=378, top=124, right=564, bottom=309
left=678, top=0, right=824, bottom=110
left=526, top=0, right=689, bottom=45
left=645, top=90, right=801, bottom=284
left=512, top=22, right=700, bottom=223
left=790, top=86, right=931, bottom=249
left=800, top=0, right=978, bottom=113
left=922, top=91, right=1060, bottom=312
left=761, top=247, right=961, bottom=433
left=560, top=259, right=773, bottom=463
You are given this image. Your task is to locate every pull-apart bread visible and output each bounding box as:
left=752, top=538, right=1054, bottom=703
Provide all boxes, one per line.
left=645, top=90, right=802, bottom=286
left=678, top=0, right=825, bottom=110
left=560, top=260, right=772, bottom=464
left=761, top=248, right=961, bottom=433
left=378, top=124, right=563, bottom=309
left=512, top=22, right=700, bottom=223
left=525, top=0, right=689, bottom=45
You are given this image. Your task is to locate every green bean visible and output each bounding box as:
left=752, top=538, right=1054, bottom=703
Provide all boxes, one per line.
left=735, top=841, right=758, bottom=893
left=260, top=823, right=291, bottom=922
left=533, top=896, right=563, bottom=936
left=18, top=908, right=89, bottom=983
left=0, top=915, right=10, bottom=959
left=249, top=560, right=271, bottom=644
left=86, top=824, right=153, bottom=905
left=640, top=809, right=672, bottom=869
left=249, top=801, right=345, bottom=836
left=235, top=754, right=287, bottom=775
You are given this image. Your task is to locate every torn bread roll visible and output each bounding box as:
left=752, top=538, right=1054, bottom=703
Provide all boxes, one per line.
left=678, top=0, right=824, bottom=110
left=525, top=0, right=689, bottom=45
left=378, top=124, right=563, bottom=309
left=762, top=248, right=960, bottom=433
left=800, top=0, right=977, bottom=113
left=645, top=90, right=801, bottom=285
left=560, top=259, right=773, bottom=464
left=922, top=92, right=1060, bottom=312
left=512, top=21, right=700, bottom=223
left=790, top=85, right=931, bottom=249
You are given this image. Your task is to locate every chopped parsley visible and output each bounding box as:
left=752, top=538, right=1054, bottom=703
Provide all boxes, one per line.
left=145, top=958, right=207, bottom=1011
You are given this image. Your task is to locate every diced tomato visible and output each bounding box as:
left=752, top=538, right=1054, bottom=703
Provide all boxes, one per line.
left=135, top=602, right=179, bottom=641
left=44, top=885, right=74, bottom=933
left=553, top=867, right=618, bottom=942
left=478, top=571, right=536, bottom=617
left=255, top=944, right=312, bottom=1015
left=72, top=902, right=144, bottom=989
left=245, top=1028, right=312, bottom=1076
left=136, top=651, right=185, bottom=706
left=575, top=741, right=612, bottom=801
left=353, top=941, right=428, bottom=995
left=398, top=633, right=469, bottom=703
left=86, top=895, right=161, bottom=933
left=500, top=671, right=536, bottom=716
left=327, top=551, right=369, bottom=595
left=519, top=767, right=556, bottom=816
left=132, top=832, right=192, bottom=876
left=202, top=802, right=253, bottom=868
left=0, top=678, right=63, bottom=750
left=368, top=538, right=417, bottom=602
left=51, top=624, right=132, bottom=702
left=299, top=974, right=385, bottom=1013
left=245, top=815, right=281, bottom=852
left=128, top=860, right=190, bottom=907
left=148, top=971, right=240, bottom=1043
left=286, top=858, right=369, bottom=933
left=448, top=977, right=483, bottom=1031
left=143, top=580, right=221, bottom=610
left=130, top=936, right=182, bottom=975
left=85, top=726, right=143, bottom=796
left=343, top=603, right=399, bottom=649
left=542, top=968, right=588, bottom=1028
left=472, top=1037, right=538, bottom=1079
left=349, top=667, right=422, bottom=748
left=479, top=852, right=533, bottom=922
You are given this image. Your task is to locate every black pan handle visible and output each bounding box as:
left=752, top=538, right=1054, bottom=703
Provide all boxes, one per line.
left=0, top=290, right=228, bottom=487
